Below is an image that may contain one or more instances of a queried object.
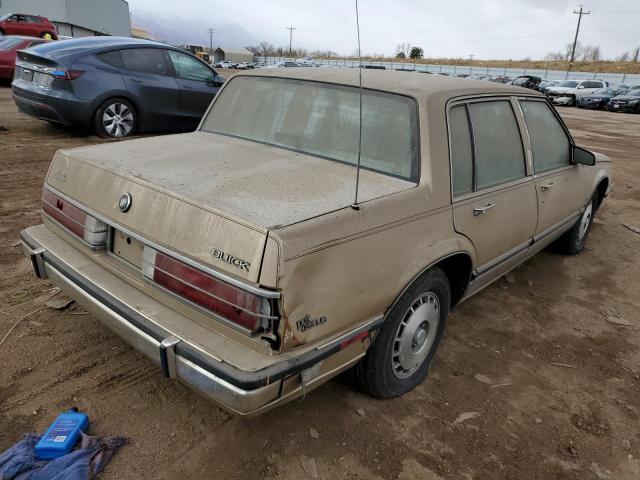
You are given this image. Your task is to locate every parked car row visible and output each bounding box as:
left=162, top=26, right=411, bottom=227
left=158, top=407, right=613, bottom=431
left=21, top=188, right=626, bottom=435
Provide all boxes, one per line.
left=10, top=36, right=224, bottom=137
left=214, top=60, right=255, bottom=69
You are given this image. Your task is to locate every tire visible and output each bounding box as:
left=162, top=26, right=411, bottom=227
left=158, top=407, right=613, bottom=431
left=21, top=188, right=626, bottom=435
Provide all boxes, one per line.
left=567, top=96, right=575, bottom=107
left=94, top=98, right=137, bottom=138
left=351, top=267, right=450, bottom=399
left=554, top=193, right=598, bottom=255
left=41, top=32, right=53, bottom=40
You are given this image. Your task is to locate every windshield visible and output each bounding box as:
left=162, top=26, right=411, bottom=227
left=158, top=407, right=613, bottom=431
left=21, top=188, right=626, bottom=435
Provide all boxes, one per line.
left=627, top=90, right=640, bottom=97
left=0, top=37, right=24, bottom=50
left=201, top=77, right=419, bottom=181
left=0, top=14, right=12, bottom=21
left=594, top=88, right=617, bottom=95
left=558, top=81, right=579, bottom=88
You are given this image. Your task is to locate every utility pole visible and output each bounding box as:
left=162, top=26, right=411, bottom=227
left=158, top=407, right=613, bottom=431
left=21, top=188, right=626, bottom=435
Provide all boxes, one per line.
left=468, top=54, right=475, bottom=74
left=566, top=6, right=590, bottom=79
left=208, top=28, right=214, bottom=54
left=286, top=25, right=296, bottom=57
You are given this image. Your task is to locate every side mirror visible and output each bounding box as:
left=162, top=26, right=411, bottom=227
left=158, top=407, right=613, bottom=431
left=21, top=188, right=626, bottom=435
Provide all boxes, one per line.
left=577, top=85, right=584, bottom=89
left=213, top=74, right=225, bottom=86
left=573, top=146, right=596, bottom=166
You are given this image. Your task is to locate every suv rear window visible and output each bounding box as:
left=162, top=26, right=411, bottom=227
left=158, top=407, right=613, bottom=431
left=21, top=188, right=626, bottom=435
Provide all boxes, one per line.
left=97, top=50, right=124, bottom=68
left=201, top=77, right=419, bottom=181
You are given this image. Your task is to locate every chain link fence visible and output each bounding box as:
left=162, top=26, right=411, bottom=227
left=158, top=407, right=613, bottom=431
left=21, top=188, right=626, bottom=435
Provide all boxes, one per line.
left=255, top=56, right=640, bottom=85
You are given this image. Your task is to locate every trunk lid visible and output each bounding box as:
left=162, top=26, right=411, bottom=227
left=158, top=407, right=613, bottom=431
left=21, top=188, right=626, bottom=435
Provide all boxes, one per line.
left=45, top=131, right=415, bottom=282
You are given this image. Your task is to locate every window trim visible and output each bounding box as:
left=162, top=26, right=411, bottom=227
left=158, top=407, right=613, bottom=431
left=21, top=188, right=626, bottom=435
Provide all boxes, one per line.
left=516, top=97, right=576, bottom=175
left=199, top=75, right=422, bottom=183
left=447, top=95, right=529, bottom=201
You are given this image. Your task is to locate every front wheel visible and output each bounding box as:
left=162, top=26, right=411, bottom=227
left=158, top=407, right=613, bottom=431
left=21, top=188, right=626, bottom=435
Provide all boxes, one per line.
left=554, top=193, right=597, bottom=255
left=94, top=98, right=137, bottom=138
left=566, top=96, right=576, bottom=107
left=351, top=268, right=450, bottom=399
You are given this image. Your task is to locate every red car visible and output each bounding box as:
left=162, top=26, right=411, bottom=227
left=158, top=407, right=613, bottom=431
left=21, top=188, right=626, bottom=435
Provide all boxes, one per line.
left=0, top=36, right=47, bottom=81
left=0, top=13, right=58, bottom=40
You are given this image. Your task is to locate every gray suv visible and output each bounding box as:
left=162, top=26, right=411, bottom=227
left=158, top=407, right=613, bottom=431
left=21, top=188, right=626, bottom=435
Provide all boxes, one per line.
left=12, top=37, right=225, bottom=137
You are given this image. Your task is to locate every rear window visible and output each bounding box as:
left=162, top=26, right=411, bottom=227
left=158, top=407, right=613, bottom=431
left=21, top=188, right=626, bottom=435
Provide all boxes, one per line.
left=120, top=48, right=172, bottom=76
left=201, top=77, right=419, bottom=181
left=97, top=50, right=124, bottom=68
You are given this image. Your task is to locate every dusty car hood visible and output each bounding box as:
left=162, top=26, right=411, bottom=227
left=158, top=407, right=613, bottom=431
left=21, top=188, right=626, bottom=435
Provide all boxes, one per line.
left=53, top=131, right=415, bottom=230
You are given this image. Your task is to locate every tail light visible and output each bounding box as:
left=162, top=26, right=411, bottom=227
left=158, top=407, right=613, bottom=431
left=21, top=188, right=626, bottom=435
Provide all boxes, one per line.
left=42, top=187, right=107, bottom=247
left=142, top=246, right=277, bottom=334
left=46, top=68, right=84, bottom=80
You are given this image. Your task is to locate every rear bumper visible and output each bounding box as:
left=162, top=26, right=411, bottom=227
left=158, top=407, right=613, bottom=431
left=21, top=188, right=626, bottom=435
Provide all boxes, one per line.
left=20, top=226, right=382, bottom=415
left=12, top=85, right=90, bottom=127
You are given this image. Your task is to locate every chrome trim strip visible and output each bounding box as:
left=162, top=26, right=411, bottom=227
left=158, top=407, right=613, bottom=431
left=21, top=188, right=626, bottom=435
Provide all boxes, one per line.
left=475, top=240, right=531, bottom=277
left=533, top=213, right=580, bottom=243
left=46, top=185, right=281, bottom=299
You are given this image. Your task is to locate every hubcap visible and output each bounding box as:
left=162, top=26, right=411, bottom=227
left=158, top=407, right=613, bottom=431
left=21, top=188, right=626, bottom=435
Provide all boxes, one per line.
left=392, top=292, right=440, bottom=379
left=578, top=203, right=593, bottom=241
left=103, top=103, right=134, bottom=137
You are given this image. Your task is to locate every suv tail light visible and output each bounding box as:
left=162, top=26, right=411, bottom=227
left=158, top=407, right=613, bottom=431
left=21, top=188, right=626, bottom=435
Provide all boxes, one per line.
left=142, top=246, right=277, bottom=334
left=42, top=187, right=107, bottom=247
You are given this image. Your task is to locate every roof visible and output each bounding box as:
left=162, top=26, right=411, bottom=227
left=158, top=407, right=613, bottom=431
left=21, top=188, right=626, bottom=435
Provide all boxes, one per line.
left=238, top=67, right=540, bottom=104
left=214, top=47, right=253, bottom=56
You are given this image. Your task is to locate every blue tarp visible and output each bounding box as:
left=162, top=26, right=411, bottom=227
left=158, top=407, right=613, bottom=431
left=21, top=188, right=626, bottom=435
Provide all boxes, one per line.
left=0, top=433, right=126, bottom=480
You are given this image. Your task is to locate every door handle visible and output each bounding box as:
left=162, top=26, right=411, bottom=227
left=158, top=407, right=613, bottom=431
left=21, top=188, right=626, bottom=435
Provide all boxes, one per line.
left=540, top=182, right=554, bottom=191
left=473, top=203, right=496, bottom=216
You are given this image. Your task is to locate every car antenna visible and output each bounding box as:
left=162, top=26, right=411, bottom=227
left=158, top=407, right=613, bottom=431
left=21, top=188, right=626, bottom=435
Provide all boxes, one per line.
left=351, top=0, right=363, bottom=211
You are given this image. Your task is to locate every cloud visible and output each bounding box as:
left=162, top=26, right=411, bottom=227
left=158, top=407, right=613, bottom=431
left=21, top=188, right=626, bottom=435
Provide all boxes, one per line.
left=127, top=0, right=640, bottom=59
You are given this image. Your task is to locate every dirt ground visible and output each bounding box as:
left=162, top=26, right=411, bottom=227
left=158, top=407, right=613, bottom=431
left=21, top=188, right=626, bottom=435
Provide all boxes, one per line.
left=1, top=83, right=639, bottom=480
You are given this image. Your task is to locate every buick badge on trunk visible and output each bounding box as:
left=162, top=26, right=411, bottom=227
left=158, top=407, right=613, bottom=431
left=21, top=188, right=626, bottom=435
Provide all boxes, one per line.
left=211, top=248, right=251, bottom=272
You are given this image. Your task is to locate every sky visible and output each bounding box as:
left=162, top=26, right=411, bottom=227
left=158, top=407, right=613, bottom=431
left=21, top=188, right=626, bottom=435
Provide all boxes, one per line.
left=127, top=0, right=640, bottom=60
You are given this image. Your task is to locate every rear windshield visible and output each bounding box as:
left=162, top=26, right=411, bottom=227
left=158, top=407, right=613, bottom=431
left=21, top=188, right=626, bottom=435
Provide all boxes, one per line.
left=0, top=37, right=24, bottom=50
left=558, top=81, right=578, bottom=88
left=200, top=76, right=419, bottom=181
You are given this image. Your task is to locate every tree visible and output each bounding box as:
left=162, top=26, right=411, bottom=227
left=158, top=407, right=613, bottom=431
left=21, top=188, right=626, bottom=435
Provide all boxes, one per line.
left=409, top=46, right=424, bottom=59
left=395, top=42, right=411, bottom=57
left=258, top=41, right=274, bottom=57
left=544, top=51, right=565, bottom=61
left=617, top=51, right=630, bottom=62
left=565, top=41, right=583, bottom=61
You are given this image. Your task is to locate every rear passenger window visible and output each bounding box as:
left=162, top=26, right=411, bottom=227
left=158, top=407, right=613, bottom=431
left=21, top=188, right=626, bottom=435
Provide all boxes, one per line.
left=468, top=101, right=526, bottom=190
left=449, top=105, right=473, bottom=196
left=121, top=48, right=172, bottom=76
left=520, top=101, right=570, bottom=173
left=97, top=50, right=124, bottom=68
left=581, top=81, right=602, bottom=89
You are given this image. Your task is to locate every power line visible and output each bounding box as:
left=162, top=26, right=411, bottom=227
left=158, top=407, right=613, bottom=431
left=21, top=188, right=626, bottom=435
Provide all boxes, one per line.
left=566, top=5, right=591, bottom=79
left=286, top=25, right=296, bottom=56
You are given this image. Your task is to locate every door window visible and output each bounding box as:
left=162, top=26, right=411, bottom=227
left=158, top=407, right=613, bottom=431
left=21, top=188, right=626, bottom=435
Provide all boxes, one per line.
left=449, top=105, right=473, bottom=196
left=121, top=48, right=172, bottom=76
left=468, top=100, right=526, bottom=190
left=519, top=100, right=571, bottom=173
left=581, top=81, right=603, bottom=89
left=167, top=51, right=214, bottom=82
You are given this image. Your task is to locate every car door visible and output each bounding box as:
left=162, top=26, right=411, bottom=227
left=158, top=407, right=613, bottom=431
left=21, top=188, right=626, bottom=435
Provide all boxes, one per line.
left=25, top=16, right=43, bottom=37
left=518, top=99, right=586, bottom=239
left=167, top=50, right=221, bottom=125
left=119, top=48, right=182, bottom=130
left=450, top=99, right=538, bottom=285
left=6, top=14, right=28, bottom=35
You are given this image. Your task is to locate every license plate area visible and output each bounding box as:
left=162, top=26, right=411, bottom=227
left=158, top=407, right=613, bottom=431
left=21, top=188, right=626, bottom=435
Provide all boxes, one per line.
left=109, top=228, right=144, bottom=268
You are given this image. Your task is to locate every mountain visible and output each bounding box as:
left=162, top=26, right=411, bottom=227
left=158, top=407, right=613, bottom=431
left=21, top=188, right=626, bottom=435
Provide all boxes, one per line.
left=131, top=9, right=258, bottom=49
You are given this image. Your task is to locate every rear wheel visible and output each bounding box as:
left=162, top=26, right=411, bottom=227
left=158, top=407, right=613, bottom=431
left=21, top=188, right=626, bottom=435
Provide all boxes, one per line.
left=351, top=268, right=450, bottom=398
left=94, top=98, right=137, bottom=138
left=554, top=193, right=597, bottom=255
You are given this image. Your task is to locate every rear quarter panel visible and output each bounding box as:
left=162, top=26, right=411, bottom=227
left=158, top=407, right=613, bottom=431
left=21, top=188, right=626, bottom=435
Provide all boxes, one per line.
left=270, top=187, right=476, bottom=351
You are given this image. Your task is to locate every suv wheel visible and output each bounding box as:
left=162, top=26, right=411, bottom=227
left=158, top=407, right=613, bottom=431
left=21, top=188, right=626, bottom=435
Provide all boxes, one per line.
left=351, top=267, right=450, bottom=398
left=95, top=98, right=137, bottom=138
left=555, top=193, right=597, bottom=255
left=567, top=96, right=576, bottom=107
